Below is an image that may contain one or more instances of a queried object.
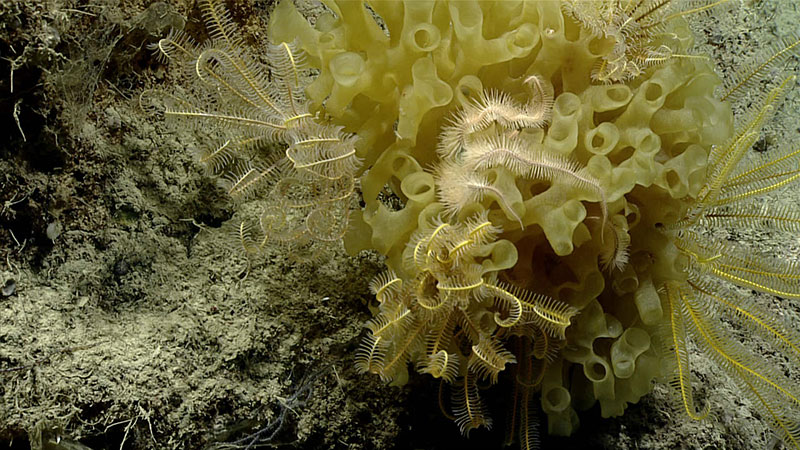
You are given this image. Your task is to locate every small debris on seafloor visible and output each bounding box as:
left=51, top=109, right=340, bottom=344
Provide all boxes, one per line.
left=2, top=279, right=16, bottom=297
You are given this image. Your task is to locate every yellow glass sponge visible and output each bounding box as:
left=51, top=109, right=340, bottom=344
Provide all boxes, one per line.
left=267, top=0, right=734, bottom=435
left=150, top=0, right=800, bottom=446
left=265, top=0, right=800, bottom=444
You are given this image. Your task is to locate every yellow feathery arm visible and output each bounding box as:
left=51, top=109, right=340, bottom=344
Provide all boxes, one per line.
left=493, top=282, right=579, bottom=339
left=690, top=280, right=800, bottom=366
left=663, top=282, right=709, bottom=420
left=700, top=77, right=794, bottom=207
left=681, top=287, right=800, bottom=448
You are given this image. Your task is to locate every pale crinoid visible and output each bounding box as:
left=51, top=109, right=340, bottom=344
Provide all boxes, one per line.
left=142, top=0, right=360, bottom=261
left=561, top=0, right=729, bottom=82
left=434, top=75, right=608, bottom=235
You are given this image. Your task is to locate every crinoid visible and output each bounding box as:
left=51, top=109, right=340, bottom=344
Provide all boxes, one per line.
left=355, top=211, right=578, bottom=434
left=141, top=0, right=360, bottom=261
left=561, top=0, right=732, bottom=83
left=654, top=73, right=800, bottom=445
left=434, top=74, right=613, bottom=259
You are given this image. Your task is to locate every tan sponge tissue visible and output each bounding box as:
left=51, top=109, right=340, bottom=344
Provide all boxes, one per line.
left=269, top=0, right=733, bottom=435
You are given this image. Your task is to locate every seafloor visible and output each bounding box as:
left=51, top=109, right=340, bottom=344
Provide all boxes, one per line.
left=0, top=0, right=799, bottom=449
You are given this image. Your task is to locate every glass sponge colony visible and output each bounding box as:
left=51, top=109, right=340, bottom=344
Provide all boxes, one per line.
left=149, top=0, right=800, bottom=445
left=269, top=0, right=736, bottom=438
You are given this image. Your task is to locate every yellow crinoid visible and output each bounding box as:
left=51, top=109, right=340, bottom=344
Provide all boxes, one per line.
left=356, top=210, right=578, bottom=434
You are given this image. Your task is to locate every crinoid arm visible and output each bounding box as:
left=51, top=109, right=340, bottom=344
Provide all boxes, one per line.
left=722, top=34, right=800, bottom=103
left=369, top=270, right=403, bottom=304
left=562, top=0, right=734, bottom=82
left=451, top=372, right=492, bottom=436
left=697, top=76, right=794, bottom=210
left=435, top=160, right=525, bottom=228
left=678, top=281, right=800, bottom=447
left=438, top=76, right=553, bottom=161
left=467, top=336, right=517, bottom=385
left=661, top=282, right=711, bottom=421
